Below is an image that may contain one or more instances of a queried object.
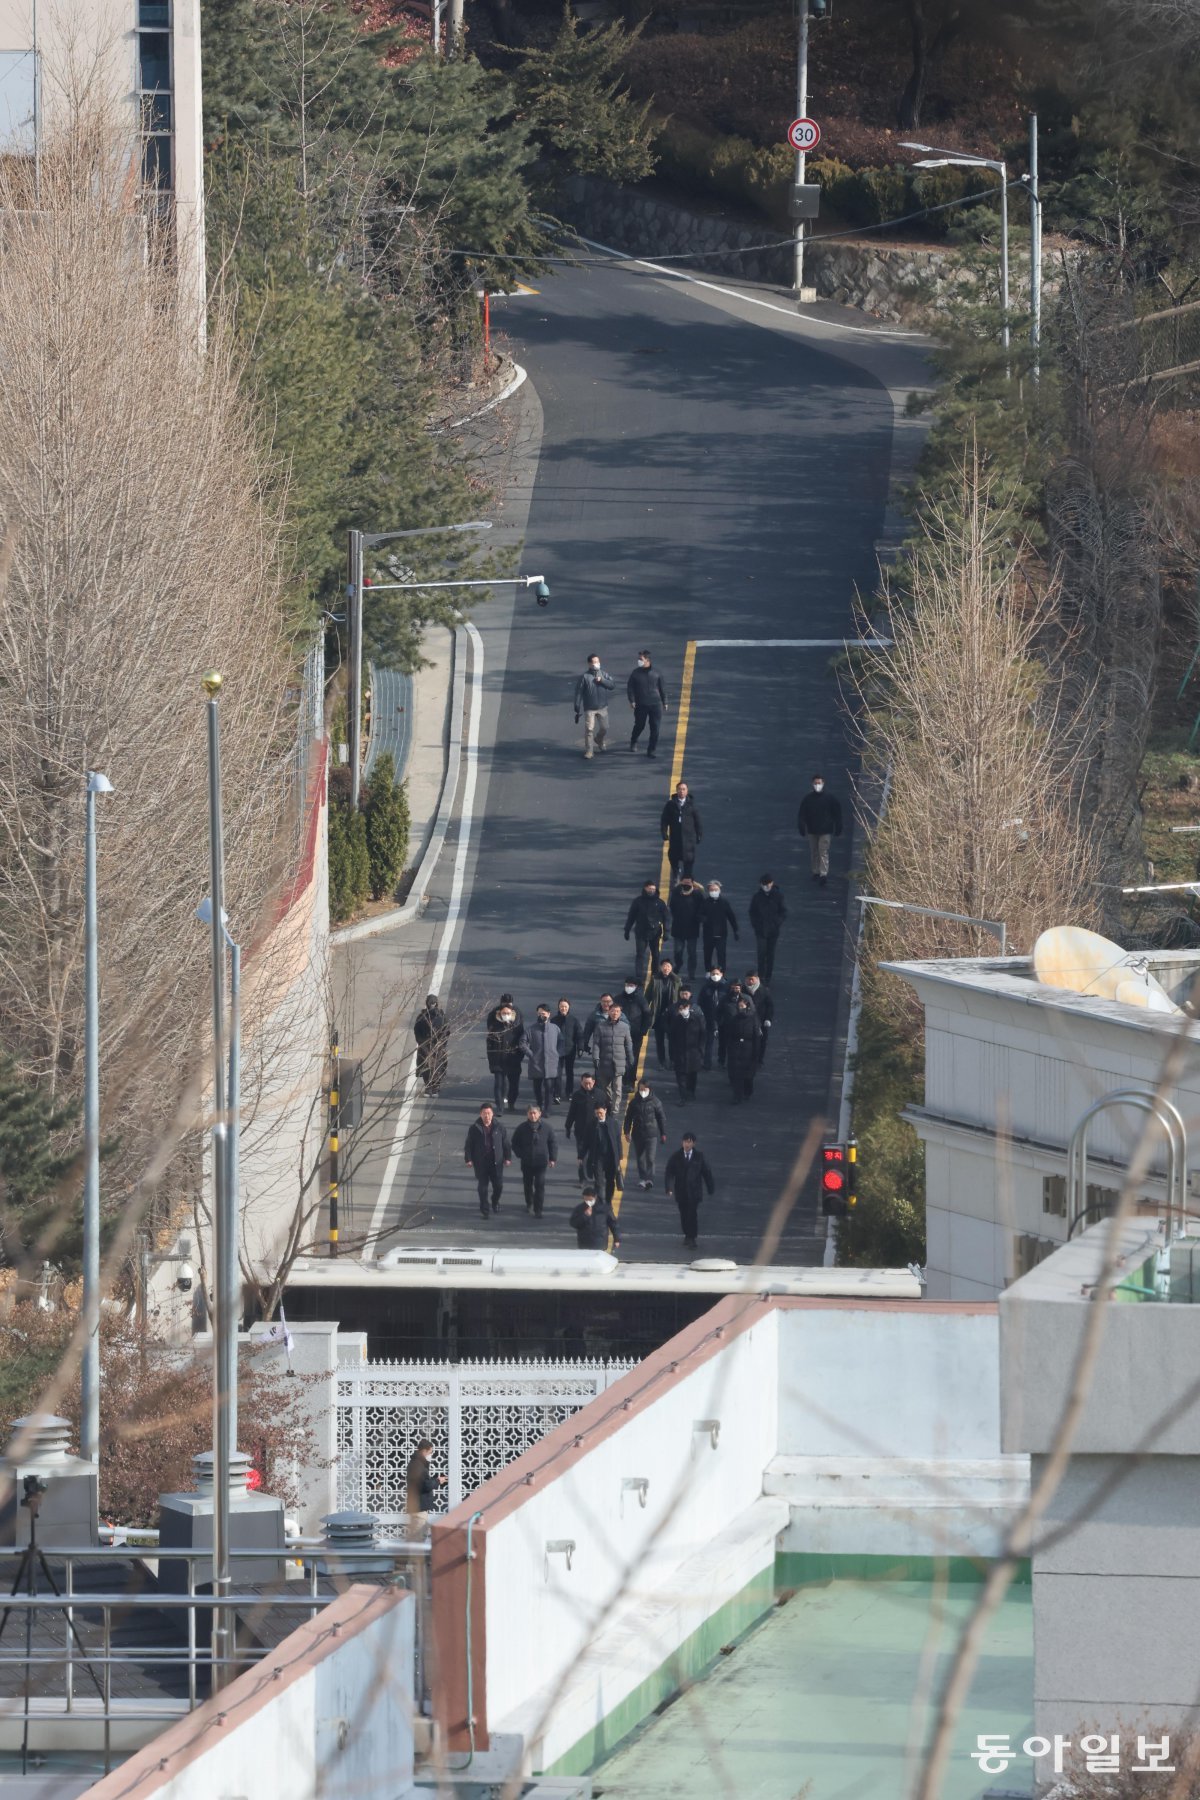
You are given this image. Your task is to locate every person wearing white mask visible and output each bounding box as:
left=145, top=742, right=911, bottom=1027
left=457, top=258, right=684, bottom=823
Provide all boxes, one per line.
left=574, top=651, right=615, bottom=760
left=797, top=773, right=843, bottom=886
left=624, top=1081, right=668, bottom=1190
left=626, top=650, right=669, bottom=758
left=702, top=879, right=739, bottom=972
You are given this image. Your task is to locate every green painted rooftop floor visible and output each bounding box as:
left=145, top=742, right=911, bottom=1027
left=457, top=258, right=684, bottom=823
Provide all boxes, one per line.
left=592, top=1579, right=1033, bottom=1800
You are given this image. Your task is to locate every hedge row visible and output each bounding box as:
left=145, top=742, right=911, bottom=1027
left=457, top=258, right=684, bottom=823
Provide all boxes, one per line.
left=653, top=117, right=999, bottom=236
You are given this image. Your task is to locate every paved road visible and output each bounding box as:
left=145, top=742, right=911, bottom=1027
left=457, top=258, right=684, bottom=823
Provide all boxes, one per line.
left=344, top=256, right=928, bottom=1264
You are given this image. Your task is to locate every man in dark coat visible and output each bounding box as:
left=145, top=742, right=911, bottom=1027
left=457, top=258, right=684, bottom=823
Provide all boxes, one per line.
left=524, top=1005, right=562, bottom=1112
left=668, top=997, right=705, bottom=1103
left=749, top=874, right=787, bottom=982
left=583, top=1102, right=623, bottom=1205
left=697, top=965, right=728, bottom=1071
left=626, top=650, right=669, bottom=758
left=405, top=1439, right=446, bottom=1519
left=702, top=881, right=738, bottom=973
left=565, top=1072, right=604, bottom=1183
left=718, top=979, right=745, bottom=1070
left=664, top=1132, right=715, bottom=1249
left=745, top=972, right=774, bottom=1065
left=649, top=958, right=682, bottom=1068
left=618, top=977, right=651, bottom=1061
left=553, top=998, right=583, bottom=1100
left=570, top=1187, right=621, bottom=1251
left=725, top=995, right=762, bottom=1102
left=464, top=1104, right=511, bottom=1217
left=660, top=780, right=703, bottom=881
left=624, top=881, right=669, bottom=979
left=413, top=993, right=448, bottom=1096
left=485, top=999, right=525, bottom=1112
left=511, top=1105, right=558, bottom=1217
left=669, top=876, right=705, bottom=978
left=797, top=774, right=843, bottom=886
left=624, top=1080, right=667, bottom=1189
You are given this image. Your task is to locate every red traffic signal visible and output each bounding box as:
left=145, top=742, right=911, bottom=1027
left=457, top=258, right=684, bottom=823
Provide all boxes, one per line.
left=821, top=1143, right=846, bottom=1215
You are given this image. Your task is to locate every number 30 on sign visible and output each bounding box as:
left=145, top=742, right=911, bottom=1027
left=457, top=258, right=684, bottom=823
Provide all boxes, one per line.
left=787, top=117, right=821, bottom=152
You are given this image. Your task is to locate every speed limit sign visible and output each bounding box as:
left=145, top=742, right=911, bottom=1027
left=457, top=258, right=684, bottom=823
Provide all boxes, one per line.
left=787, top=117, right=821, bottom=152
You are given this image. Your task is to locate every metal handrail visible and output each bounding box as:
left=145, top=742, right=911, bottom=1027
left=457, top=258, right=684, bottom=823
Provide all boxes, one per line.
left=1066, top=1091, right=1188, bottom=1240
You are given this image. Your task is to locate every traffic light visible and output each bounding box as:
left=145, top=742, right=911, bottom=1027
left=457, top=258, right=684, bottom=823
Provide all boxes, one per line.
left=821, top=1142, right=847, bottom=1216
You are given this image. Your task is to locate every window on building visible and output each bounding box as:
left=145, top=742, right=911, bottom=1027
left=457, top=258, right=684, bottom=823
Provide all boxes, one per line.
left=1042, top=1176, right=1121, bottom=1226
left=0, top=49, right=37, bottom=157
left=1013, top=1234, right=1056, bottom=1279
left=1043, top=1175, right=1066, bottom=1217
left=136, top=7, right=173, bottom=211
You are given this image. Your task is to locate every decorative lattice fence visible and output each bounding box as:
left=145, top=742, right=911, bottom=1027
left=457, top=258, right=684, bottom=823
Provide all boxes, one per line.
left=336, top=1358, right=635, bottom=1521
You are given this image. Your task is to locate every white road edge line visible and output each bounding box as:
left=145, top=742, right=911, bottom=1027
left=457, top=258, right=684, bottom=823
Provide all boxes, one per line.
left=449, top=362, right=528, bottom=429
left=363, top=619, right=487, bottom=1258
left=693, top=637, right=893, bottom=648
left=571, top=233, right=929, bottom=342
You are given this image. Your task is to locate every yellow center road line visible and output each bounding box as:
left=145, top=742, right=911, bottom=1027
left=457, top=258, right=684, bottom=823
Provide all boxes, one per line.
left=612, top=639, right=698, bottom=1227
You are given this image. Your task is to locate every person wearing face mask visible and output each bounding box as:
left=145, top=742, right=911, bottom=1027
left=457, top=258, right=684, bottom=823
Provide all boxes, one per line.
left=668, top=990, right=705, bottom=1103
left=669, top=875, right=705, bottom=978
left=624, top=1081, right=668, bottom=1189
left=553, top=997, right=582, bottom=1101
left=744, top=971, right=774, bottom=1065
left=624, top=881, right=669, bottom=979
left=565, top=1072, right=604, bottom=1183
left=574, top=651, right=615, bottom=760
left=626, top=650, right=669, bottom=758
left=726, top=995, right=762, bottom=1103
left=618, top=977, right=650, bottom=1061
left=660, top=780, right=703, bottom=881
left=525, top=1004, right=562, bottom=1112
left=570, top=1186, right=621, bottom=1252
left=649, top=958, right=682, bottom=1068
left=485, top=997, right=526, bottom=1112
left=697, top=965, right=726, bottom=1071
left=797, top=773, right=843, bottom=886
left=702, top=879, right=739, bottom=973
left=749, top=873, right=787, bottom=982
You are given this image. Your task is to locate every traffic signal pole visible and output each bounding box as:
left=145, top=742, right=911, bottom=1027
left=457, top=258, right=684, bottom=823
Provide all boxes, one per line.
left=793, top=3, right=810, bottom=294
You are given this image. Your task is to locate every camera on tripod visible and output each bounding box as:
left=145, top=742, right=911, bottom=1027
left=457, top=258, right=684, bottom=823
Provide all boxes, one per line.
left=21, top=1476, right=47, bottom=1507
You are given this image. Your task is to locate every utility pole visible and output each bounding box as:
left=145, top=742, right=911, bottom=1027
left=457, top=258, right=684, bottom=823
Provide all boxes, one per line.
left=447, top=0, right=464, bottom=57
left=347, top=529, right=363, bottom=810
left=793, top=2, right=810, bottom=295
left=328, top=1027, right=340, bottom=1259
left=1029, top=113, right=1041, bottom=384
left=82, top=771, right=112, bottom=1465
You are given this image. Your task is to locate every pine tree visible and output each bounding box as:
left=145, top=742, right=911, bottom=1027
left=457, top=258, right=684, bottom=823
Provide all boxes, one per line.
left=0, top=1055, right=75, bottom=1210
left=329, top=799, right=371, bottom=920
left=363, top=753, right=411, bottom=899
left=509, top=12, right=656, bottom=190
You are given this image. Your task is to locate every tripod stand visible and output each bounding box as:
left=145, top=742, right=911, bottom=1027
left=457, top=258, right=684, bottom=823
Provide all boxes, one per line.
left=0, top=1476, right=105, bottom=1773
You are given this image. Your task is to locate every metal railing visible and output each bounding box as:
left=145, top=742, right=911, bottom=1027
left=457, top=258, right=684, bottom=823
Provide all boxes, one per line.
left=0, top=1540, right=429, bottom=1774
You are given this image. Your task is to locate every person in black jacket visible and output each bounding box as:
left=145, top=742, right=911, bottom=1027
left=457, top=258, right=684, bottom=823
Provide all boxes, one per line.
left=797, top=775, right=843, bottom=885
left=624, top=882, right=669, bottom=978
left=627, top=650, right=669, bottom=757
left=745, top=972, right=773, bottom=1065
left=583, top=1103, right=623, bottom=1204
left=464, top=1104, right=511, bottom=1217
left=618, top=977, right=650, bottom=1061
left=668, top=998, right=705, bottom=1103
left=697, top=966, right=728, bottom=1070
left=553, top=998, right=583, bottom=1100
left=624, top=1081, right=668, bottom=1189
left=485, top=999, right=525, bottom=1112
left=413, top=993, right=449, bottom=1096
left=574, top=653, right=615, bottom=759
left=570, top=1187, right=621, bottom=1251
left=405, top=1440, right=446, bottom=1519
left=649, top=958, right=682, bottom=1067
left=664, top=1133, right=715, bottom=1249
left=564, top=1073, right=604, bottom=1183
left=749, top=874, right=787, bottom=982
left=669, top=876, right=705, bottom=978
left=702, top=881, right=738, bottom=973
left=660, top=781, right=703, bottom=880
left=725, top=995, right=762, bottom=1102
left=511, top=1105, right=558, bottom=1217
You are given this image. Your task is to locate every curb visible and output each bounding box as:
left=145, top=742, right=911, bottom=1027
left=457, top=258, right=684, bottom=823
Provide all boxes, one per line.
left=331, top=626, right=468, bottom=946
left=448, top=361, right=528, bottom=430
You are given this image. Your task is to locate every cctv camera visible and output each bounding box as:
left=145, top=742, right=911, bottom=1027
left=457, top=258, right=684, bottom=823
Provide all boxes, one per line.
left=177, top=1262, right=194, bottom=1293
left=535, top=580, right=551, bottom=608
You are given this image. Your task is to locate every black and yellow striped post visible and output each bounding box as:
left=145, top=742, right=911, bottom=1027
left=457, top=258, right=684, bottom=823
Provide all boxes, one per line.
left=846, top=1139, right=858, bottom=1210
left=329, top=1027, right=341, bottom=1257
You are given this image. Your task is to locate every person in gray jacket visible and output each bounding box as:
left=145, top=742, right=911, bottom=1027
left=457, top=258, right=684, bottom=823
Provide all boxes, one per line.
left=590, top=1003, right=634, bottom=1114
left=524, top=1004, right=562, bottom=1111
left=573, top=652, right=615, bottom=759
left=624, top=1081, right=668, bottom=1189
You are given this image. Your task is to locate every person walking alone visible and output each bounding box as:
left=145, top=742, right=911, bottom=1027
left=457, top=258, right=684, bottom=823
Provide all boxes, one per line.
left=584, top=1102, right=623, bottom=1207
left=649, top=958, right=682, bottom=1068
left=565, top=1072, right=603, bottom=1183
left=525, top=1004, right=561, bottom=1112
left=413, top=993, right=448, bottom=1096
left=624, top=1080, right=667, bottom=1189
left=624, top=881, right=669, bottom=980
left=797, top=774, right=843, bottom=886
left=591, top=1003, right=634, bottom=1114
left=404, top=1439, right=446, bottom=1526
left=725, top=995, right=762, bottom=1102
left=668, top=994, right=705, bottom=1103
left=669, top=875, right=705, bottom=978
left=702, top=879, right=738, bottom=973
left=570, top=1186, right=621, bottom=1251
left=464, top=1104, right=511, bottom=1218
left=553, top=998, right=582, bottom=1101
left=574, top=652, right=615, bottom=760
left=660, top=780, right=703, bottom=881
left=511, top=1105, right=558, bottom=1217
left=749, top=874, right=786, bottom=982
left=627, top=650, right=669, bottom=758
left=485, top=998, right=525, bottom=1112
left=664, top=1132, right=714, bottom=1250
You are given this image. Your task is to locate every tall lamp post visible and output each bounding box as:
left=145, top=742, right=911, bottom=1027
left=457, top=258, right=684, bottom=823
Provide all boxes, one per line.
left=82, top=770, right=113, bottom=1465
left=899, top=140, right=1010, bottom=356
left=347, top=520, right=493, bottom=809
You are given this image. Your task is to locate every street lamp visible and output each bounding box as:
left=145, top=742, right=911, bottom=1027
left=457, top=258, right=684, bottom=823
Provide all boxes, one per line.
left=857, top=893, right=1008, bottom=956
left=196, top=895, right=240, bottom=1456
left=347, top=520, right=493, bottom=808
left=899, top=140, right=1010, bottom=356
left=82, top=770, right=113, bottom=1465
